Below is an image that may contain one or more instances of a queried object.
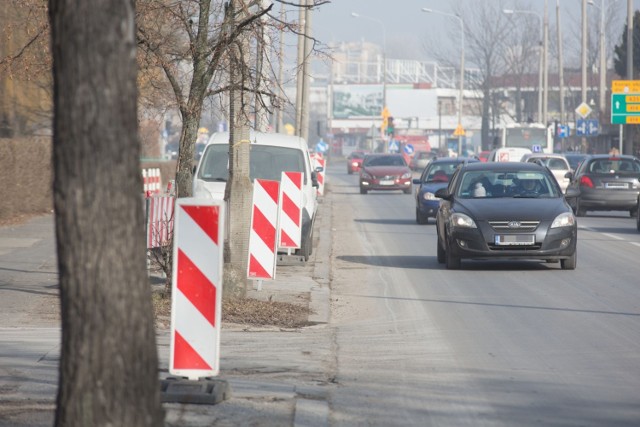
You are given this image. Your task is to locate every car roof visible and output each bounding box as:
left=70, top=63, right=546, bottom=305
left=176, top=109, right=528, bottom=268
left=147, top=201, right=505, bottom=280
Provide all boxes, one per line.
left=430, top=157, right=477, bottom=163
left=524, top=153, right=565, bottom=159
left=364, top=153, right=404, bottom=157
left=582, top=154, right=638, bottom=160
left=460, top=161, right=546, bottom=172
left=206, top=131, right=308, bottom=149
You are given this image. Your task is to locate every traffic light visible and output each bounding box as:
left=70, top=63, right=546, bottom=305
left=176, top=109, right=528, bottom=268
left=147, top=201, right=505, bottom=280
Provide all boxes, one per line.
left=381, top=116, right=388, bottom=134
left=386, top=117, right=395, bottom=136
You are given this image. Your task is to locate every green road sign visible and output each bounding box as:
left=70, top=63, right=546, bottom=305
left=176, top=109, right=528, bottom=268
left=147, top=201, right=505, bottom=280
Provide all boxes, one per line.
left=611, top=93, right=640, bottom=124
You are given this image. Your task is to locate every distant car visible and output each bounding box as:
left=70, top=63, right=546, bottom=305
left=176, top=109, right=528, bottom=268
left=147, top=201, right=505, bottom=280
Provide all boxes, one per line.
left=488, top=147, right=532, bottom=162
left=359, top=154, right=412, bottom=194
left=477, top=151, right=490, bottom=162
left=409, top=151, right=437, bottom=171
left=521, top=153, right=572, bottom=193
left=413, top=157, right=478, bottom=224
left=347, top=150, right=369, bottom=174
left=435, top=162, right=577, bottom=270
left=562, top=152, right=588, bottom=171
left=565, top=154, right=640, bottom=217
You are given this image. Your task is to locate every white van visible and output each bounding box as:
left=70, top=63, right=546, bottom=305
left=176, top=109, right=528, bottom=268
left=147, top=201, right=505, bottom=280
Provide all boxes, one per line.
left=488, top=147, right=532, bottom=163
left=192, top=131, right=320, bottom=260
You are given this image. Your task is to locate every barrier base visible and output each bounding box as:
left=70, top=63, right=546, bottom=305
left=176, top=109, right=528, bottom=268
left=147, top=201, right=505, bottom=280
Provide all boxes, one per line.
left=160, top=377, right=231, bottom=405
left=277, top=254, right=306, bottom=266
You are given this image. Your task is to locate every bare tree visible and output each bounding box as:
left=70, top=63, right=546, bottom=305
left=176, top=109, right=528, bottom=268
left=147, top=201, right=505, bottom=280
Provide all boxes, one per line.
left=49, top=0, right=164, bottom=425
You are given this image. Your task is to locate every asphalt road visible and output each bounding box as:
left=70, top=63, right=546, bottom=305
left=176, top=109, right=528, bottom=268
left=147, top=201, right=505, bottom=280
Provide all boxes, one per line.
left=327, top=159, right=640, bottom=426
left=1, top=159, right=640, bottom=426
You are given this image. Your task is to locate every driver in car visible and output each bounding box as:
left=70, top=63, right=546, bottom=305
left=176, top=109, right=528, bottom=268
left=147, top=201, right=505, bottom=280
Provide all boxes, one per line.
left=513, top=178, right=539, bottom=196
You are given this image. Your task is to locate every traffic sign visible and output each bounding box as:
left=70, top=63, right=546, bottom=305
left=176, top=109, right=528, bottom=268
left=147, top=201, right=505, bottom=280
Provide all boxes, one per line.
left=576, top=119, right=599, bottom=136
left=532, top=144, right=542, bottom=153
left=611, top=93, right=640, bottom=124
left=453, top=124, right=465, bottom=136
left=388, top=140, right=400, bottom=153
left=612, top=79, right=640, bottom=94
left=557, top=125, right=570, bottom=138
left=403, top=144, right=415, bottom=155
left=575, top=102, right=592, bottom=119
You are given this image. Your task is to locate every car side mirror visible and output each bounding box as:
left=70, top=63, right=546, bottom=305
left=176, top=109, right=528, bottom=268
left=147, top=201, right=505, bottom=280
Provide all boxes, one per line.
left=564, top=171, right=573, bottom=180
left=315, top=166, right=324, bottom=173
left=412, top=178, right=421, bottom=185
left=311, top=171, right=319, bottom=188
left=434, top=187, right=451, bottom=200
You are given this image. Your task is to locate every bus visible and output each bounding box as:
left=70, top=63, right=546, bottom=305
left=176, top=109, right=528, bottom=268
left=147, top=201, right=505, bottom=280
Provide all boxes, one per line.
left=496, top=123, right=553, bottom=154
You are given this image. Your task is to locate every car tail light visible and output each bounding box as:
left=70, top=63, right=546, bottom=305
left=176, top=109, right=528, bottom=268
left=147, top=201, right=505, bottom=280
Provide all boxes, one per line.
left=352, top=161, right=358, bottom=167
left=580, top=176, right=594, bottom=188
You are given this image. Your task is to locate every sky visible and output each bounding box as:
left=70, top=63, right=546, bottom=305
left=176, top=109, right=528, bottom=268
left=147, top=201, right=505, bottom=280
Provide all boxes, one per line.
left=304, top=0, right=640, bottom=67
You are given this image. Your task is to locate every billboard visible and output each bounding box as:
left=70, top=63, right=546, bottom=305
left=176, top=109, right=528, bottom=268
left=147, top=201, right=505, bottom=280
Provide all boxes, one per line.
left=332, top=84, right=383, bottom=119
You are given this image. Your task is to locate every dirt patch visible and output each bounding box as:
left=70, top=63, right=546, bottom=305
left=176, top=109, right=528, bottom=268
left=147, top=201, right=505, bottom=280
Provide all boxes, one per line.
left=152, top=292, right=312, bottom=329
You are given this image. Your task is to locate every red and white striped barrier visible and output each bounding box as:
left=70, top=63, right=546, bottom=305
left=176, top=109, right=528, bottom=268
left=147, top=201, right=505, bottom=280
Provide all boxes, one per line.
left=142, top=168, right=162, bottom=196
left=278, top=171, right=303, bottom=249
left=170, top=198, right=225, bottom=380
left=247, top=179, right=279, bottom=281
left=145, top=196, right=175, bottom=249
left=314, top=156, right=326, bottom=196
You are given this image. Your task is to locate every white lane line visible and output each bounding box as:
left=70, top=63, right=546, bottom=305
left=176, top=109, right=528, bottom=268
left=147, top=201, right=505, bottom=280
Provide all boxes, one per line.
left=602, top=233, right=625, bottom=241
left=630, top=242, right=640, bottom=248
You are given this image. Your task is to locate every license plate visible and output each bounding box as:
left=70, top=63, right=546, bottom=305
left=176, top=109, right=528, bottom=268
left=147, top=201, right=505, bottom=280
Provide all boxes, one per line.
left=605, top=182, right=628, bottom=189
left=494, top=235, right=535, bottom=245
left=380, top=180, right=395, bottom=186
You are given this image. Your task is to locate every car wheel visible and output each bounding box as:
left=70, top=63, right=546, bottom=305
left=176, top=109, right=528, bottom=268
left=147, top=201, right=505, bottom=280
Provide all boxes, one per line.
left=404, top=189, right=412, bottom=195
left=576, top=199, right=586, bottom=217
left=637, top=202, right=640, bottom=231
left=298, top=225, right=313, bottom=261
left=436, top=237, right=445, bottom=263
left=630, top=208, right=638, bottom=218
left=360, top=187, right=367, bottom=195
left=561, top=250, right=577, bottom=270
left=445, top=238, right=461, bottom=270
left=416, top=208, right=428, bottom=225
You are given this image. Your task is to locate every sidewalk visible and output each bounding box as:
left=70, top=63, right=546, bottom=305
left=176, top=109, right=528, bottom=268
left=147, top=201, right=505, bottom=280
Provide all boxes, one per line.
left=160, top=194, right=334, bottom=426
left=0, top=191, right=334, bottom=426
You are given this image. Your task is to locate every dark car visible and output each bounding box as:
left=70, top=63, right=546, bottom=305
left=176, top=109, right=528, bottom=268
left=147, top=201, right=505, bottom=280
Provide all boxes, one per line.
left=413, top=157, right=478, bottom=224
left=435, top=162, right=577, bottom=270
left=347, top=150, right=369, bottom=174
left=565, top=155, right=640, bottom=217
left=562, top=152, right=588, bottom=171
left=359, top=154, right=412, bottom=194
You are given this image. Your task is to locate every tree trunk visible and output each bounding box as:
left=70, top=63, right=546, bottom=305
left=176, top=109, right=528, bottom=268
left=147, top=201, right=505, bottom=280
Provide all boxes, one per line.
left=49, top=0, right=164, bottom=425
left=224, top=0, right=252, bottom=298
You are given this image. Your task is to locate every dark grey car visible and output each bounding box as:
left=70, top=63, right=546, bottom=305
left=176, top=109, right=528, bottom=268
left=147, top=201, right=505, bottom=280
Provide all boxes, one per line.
left=435, top=162, right=577, bottom=270
left=565, top=155, right=640, bottom=217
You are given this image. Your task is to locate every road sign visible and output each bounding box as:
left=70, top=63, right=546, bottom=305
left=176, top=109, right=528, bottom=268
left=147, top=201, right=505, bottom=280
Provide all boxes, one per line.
left=611, top=93, right=640, bottom=124
left=453, top=124, right=465, bottom=136
left=557, top=125, right=570, bottom=138
left=532, top=144, right=542, bottom=153
left=403, top=144, right=415, bottom=155
left=612, top=80, right=640, bottom=94
left=388, top=140, right=400, bottom=153
left=575, top=102, right=592, bottom=119
left=576, top=119, right=599, bottom=136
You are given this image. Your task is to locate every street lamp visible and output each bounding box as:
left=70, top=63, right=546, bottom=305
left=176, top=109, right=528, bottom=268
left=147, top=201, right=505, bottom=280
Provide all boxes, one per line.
left=587, top=0, right=607, bottom=118
left=422, top=7, right=465, bottom=157
left=503, top=8, right=546, bottom=125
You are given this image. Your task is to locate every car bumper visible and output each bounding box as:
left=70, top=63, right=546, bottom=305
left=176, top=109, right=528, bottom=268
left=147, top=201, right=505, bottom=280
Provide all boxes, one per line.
left=360, top=179, right=412, bottom=191
left=417, top=199, right=440, bottom=218
left=577, top=188, right=640, bottom=210
left=447, top=223, right=577, bottom=260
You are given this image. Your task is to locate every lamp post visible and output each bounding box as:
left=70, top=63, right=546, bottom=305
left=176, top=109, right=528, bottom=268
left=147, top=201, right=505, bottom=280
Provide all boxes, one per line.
left=422, top=8, right=465, bottom=157
left=503, top=8, right=545, bottom=124
left=587, top=0, right=606, bottom=119
left=351, top=12, right=387, bottom=152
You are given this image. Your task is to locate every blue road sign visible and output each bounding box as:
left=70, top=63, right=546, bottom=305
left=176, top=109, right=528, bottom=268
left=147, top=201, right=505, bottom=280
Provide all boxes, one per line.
left=532, top=144, right=542, bottom=153
left=557, top=125, right=569, bottom=138
left=403, top=144, right=415, bottom=155
left=389, top=140, right=400, bottom=153
left=587, top=119, right=599, bottom=136
left=576, top=119, right=599, bottom=136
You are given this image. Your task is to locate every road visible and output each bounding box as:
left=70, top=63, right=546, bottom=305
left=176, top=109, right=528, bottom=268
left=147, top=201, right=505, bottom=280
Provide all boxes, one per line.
left=1, top=159, right=640, bottom=426
left=326, top=159, right=640, bottom=426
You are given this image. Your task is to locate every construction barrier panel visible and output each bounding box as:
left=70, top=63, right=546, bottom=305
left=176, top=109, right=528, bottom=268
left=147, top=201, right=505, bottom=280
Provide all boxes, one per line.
left=145, top=196, right=175, bottom=249
left=247, top=179, right=279, bottom=280
left=314, top=156, right=326, bottom=196
left=169, top=198, right=225, bottom=380
left=278, top=171, right=303, bottom=249
left=142, top=168, right=162, bottom=196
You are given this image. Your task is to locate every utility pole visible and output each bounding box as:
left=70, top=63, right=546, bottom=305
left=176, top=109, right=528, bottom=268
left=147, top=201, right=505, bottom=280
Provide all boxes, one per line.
left=556, top=0, right=565, bottom=125
left=276, top=3, right=285, bottom=133
left=542, top=0, right=549, bottom=125
left=295, top=0, right=306, bottom=138
left=581, top=0, right=587, bottom=104
left=625, top=0, right=633, bottom=154
left=301, top=3, right=312, bottom=143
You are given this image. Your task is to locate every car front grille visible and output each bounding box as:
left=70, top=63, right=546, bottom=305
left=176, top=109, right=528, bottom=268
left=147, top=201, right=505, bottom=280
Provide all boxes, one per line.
left=488, top=220, right=540, bottom=232
left=487, top=243, right=543, bottom=251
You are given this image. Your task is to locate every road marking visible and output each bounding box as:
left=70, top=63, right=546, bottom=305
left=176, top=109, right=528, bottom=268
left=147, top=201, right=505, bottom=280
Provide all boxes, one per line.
left=602, top=233, right=625, bottom=241
left=630, top=242, right=640, bottom=248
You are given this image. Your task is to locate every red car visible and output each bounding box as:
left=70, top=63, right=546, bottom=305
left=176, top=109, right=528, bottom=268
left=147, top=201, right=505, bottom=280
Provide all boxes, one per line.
left=477, top=151, right=490, bottom=162
left=347, top=150, right=369, bottom=174
left=359, top=154, right=413, bottom=194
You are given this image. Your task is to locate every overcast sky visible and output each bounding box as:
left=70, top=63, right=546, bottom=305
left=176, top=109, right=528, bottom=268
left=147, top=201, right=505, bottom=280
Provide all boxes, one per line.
left=304, top=0, right=639, bottom=66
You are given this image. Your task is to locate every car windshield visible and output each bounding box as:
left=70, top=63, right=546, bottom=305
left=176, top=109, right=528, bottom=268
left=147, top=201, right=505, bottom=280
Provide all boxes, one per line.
left=363, top=155, right=406, bottom=167
left=457, top=170, right=560, bottom=199
left=586, top=158, right=640, bottom=173
left=423, top=162, right=460, bottom=183
left=197, top=144, right=306, bottom=182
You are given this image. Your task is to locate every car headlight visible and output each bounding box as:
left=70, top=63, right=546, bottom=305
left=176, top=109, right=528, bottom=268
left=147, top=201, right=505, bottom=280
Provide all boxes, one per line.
left=422, top=192, right=437, bottom=201
left=450, top=213, right=477, bottom=228
left=361, top=172, right=372, bottom=179
left=401, top=172, right=412, bottom=179
left=551, top=212, right=576, bottom=228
